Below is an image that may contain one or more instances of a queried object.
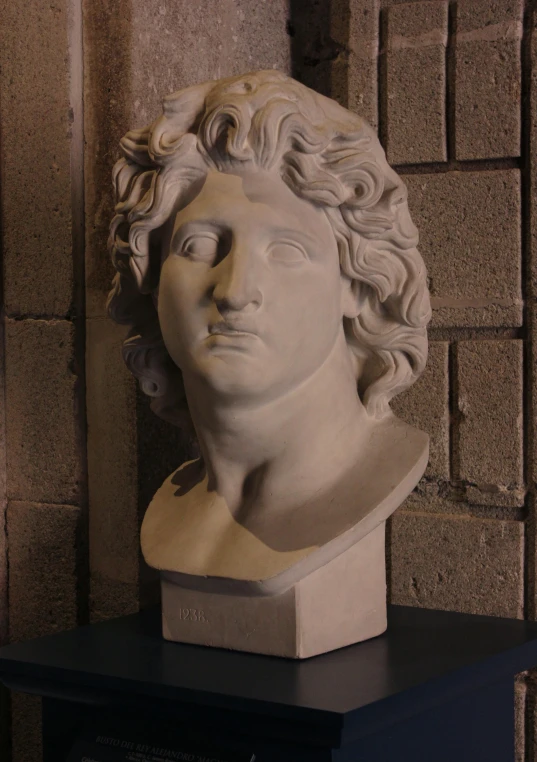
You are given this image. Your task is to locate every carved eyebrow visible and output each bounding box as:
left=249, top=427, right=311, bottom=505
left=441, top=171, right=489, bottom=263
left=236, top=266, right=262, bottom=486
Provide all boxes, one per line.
left=169, top=220, right=324, bottom=254
left=271, top=228, right=321, bottom=249
left=170, top=220, right=225, bottom=252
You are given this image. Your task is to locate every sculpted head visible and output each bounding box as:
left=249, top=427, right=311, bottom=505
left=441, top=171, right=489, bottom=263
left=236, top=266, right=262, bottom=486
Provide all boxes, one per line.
left=108, top=70, right=431, bottom=432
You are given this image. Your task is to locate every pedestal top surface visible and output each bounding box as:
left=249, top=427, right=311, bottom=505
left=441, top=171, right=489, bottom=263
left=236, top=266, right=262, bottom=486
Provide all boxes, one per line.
left=1, top=606, right=537, bottom=738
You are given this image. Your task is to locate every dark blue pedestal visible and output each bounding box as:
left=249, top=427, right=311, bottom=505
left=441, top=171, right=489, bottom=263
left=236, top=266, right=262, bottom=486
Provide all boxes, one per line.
left=0, top=606, right=536, bottom=761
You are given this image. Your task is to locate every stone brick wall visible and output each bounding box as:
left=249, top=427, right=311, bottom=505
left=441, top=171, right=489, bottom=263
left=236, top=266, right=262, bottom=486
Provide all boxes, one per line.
left=0, top=0, right=536, bottom=760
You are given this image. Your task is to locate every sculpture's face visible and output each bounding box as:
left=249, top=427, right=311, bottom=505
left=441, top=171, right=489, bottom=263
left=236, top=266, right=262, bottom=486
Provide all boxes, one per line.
left=158, top=168, right=352, bottom=402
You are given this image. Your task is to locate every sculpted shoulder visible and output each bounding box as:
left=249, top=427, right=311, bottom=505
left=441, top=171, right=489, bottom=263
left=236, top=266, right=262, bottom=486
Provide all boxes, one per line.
left=140, top=413, right=428, bottom=596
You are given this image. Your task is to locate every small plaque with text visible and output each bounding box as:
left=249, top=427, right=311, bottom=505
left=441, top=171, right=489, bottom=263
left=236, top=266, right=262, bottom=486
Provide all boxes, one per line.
left=67, top=729, right=255, bottom=762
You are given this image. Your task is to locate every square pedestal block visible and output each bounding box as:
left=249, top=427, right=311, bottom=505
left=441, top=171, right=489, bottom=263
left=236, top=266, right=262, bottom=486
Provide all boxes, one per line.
left=162, top=522, right=387, bottom=658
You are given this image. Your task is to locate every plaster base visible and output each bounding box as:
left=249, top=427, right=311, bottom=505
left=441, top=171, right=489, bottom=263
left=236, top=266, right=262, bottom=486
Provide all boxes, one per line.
left=161, top=522, right=387, bottom=658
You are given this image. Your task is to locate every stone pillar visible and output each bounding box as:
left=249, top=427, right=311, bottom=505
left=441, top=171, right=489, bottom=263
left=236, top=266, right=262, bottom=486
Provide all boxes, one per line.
left=0, top=0, right=87, bottom=758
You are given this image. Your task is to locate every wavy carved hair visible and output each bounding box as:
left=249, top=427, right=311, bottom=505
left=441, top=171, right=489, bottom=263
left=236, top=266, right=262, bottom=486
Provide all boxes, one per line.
left=108, top=70, right=430, bottom=429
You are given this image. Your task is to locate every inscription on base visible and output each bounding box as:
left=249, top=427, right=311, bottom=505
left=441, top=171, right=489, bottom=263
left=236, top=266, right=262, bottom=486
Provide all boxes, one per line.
left=68, top=729, right=254, bottom=762
left=178, top=608, right=208, bottom=623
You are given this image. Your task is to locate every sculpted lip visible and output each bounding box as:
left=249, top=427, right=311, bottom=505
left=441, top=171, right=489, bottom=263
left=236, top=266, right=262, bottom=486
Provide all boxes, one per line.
left=208, top=322, right=258, bottom=338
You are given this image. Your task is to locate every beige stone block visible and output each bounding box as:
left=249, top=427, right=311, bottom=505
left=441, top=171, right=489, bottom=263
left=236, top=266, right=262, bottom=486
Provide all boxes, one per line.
left=84, top=0, right=291, bottom=317
left=346, top=0, right=379, bottom=126
left=401, top=478, right=468, bottom=515
left=455, top=0, right=522, bottom=160
left=386, top=2, right=447, bottom=165
left=532, top=31, right=537, bottom=303
left=230, top=0, right=291, bottom=75
left=531, top=27, right=537, bottom=492
left=401, top=482, right=526, bottom=518
left=464, top=484, right=526, bottom=510
left=456, top=340, right=523, bottom=491
left=302, top=0, right=380, bottom=125
left=11, top=692, right=42, bottom=762
left=86, top=318, right=139, bottom=620
left=5, top=319, right=84, bottom=505
left=532, top=312, right=537, bottom=490
left=8, top=501, right=80, bottom=642
left=406, top=170, right=522, bottom=328
left=531, top=33, right=537, bottom=562
left=391, top=341, right=449, bottom=479
left=390, top=511, right=524, bottom=618
left=0, top=0, right=75, bottom=316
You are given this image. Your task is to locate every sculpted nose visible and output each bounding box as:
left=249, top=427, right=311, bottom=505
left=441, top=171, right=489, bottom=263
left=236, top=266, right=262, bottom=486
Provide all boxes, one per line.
left=213, top=247, right=262, bottom=313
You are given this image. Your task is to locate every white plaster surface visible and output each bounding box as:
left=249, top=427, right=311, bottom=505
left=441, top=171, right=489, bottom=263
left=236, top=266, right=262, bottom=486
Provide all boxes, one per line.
left=107, top=70, right=431, bottom=656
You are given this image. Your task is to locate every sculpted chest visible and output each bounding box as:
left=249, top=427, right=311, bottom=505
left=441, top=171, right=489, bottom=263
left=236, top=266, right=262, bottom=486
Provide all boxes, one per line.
left=141, top=414, right=428, bottom=595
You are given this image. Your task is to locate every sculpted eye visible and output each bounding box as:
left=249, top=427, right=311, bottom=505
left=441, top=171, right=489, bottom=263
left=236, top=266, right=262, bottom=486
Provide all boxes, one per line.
left=181, top=234, right=219, bottom=262
left=268, top=240, right=308, bottom=264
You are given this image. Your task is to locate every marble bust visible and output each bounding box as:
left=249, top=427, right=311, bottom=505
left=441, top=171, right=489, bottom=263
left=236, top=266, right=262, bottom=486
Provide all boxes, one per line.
left=108, top=70, right=431, bottom=657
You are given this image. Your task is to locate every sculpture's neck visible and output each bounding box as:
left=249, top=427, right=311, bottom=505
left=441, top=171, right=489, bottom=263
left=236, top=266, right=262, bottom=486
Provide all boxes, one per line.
left=183, top=332, right=373, bottom=513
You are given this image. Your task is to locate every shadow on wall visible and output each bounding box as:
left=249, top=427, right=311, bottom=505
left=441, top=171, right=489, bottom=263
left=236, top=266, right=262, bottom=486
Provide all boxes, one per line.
left=136, top=389, right=196, bottom=608
left=289, top=0, right=349, bottom=98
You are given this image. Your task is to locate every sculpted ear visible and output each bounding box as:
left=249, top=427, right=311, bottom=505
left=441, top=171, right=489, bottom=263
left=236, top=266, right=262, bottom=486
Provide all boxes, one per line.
left=340, top=274, right=365, bottom=319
